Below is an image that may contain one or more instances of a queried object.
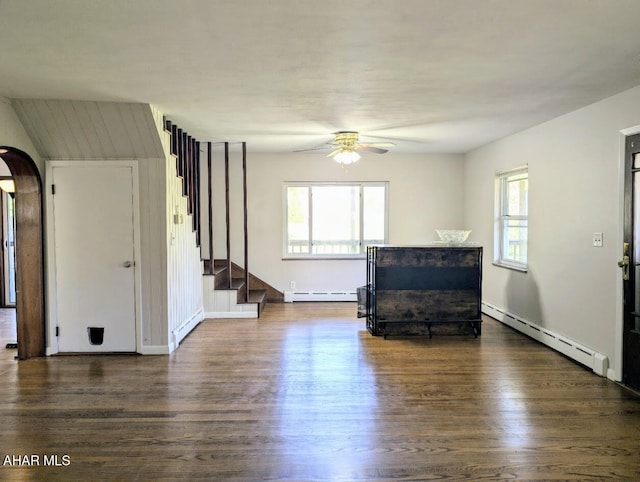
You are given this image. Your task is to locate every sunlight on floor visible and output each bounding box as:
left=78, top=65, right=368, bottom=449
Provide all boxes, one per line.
left=277, top=321, right=379, bottom=477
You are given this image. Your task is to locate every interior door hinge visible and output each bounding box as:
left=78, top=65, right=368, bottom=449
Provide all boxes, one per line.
left=51, top=184, right=56, bottom=195
left=55, top=326, right=59, bottom=337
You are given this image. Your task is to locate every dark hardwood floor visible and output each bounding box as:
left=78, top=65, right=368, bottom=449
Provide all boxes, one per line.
left=1, top=304, right=639, bottom=481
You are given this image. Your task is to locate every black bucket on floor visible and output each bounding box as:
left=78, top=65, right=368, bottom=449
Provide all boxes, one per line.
left=88, top=327, right=105, bottom=345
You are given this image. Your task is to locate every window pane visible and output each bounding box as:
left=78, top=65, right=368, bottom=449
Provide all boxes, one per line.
left=505, top=174, right=528, bottom=216
left=284, top=182, right=388, bottom=258
left=503, top=219, right=527, bottom=263
left=287, top=186, right=309, bottom=253
left=363, top=185, right=385, bottom=245
left=495, top=168, right=528, bottom=268
left=311, top=185, right=360, bottom=254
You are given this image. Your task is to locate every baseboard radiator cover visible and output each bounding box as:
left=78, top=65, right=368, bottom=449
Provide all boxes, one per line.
left=204, top=311, right=257, bottom=319
left=284, top=290, right=357, bottom=302
left=170, top=307, right=205, bottom=352
left=482, top=302, right=609, bottom=377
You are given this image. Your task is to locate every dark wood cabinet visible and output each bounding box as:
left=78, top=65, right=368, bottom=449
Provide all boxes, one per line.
left=359, top=245, right=482, bottom=337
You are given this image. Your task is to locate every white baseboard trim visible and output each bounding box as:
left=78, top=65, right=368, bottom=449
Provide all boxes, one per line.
left=482, top=302, right=610, bottom=378
left=205, top=311, right=257, bottom=319
left=139, top=345, right=171, bottom=355
left=170, top=307, right=205, bottom=352
left=285, top=290, right=357, bottom=302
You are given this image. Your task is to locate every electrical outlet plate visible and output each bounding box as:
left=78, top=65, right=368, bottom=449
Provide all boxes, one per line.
left=593, top=232, right=603, bottom=247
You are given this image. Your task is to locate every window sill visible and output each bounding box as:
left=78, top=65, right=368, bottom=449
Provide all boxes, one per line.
left=492, top=260, right=528, bottom=273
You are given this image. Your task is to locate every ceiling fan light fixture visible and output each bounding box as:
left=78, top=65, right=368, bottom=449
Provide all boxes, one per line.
left=334, top=150, right=360, bottom=164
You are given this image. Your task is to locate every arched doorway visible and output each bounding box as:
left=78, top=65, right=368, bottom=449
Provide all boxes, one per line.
left=0, top=146, right=45, bottom=359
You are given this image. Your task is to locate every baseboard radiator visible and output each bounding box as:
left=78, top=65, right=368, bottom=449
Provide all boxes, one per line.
left=284, top=290, right=357, bottom=302
left=482, top=302, right=609, bottom=377
left=170, top=307, right=205, bottom=353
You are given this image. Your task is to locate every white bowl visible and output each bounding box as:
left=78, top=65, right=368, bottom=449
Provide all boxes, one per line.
left=436, top=229, right=471, bottom=243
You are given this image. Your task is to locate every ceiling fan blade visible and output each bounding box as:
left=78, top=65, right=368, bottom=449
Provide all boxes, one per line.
left=296, top=132, right=396, bottom=156
left=359, top=146, right=389, bottom=154
left=293, top=146, right=332, bottom=152
left=364, top=142, right=395, bottom=148
left=293, top=140, right=339, bottom=152
left=364, top=134, right=428, bottom=144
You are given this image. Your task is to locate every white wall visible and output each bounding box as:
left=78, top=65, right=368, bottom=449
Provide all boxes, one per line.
left=0, top=159, right=10, bottom=176
left=464, top=84, right=640, bottom=379
left=136, top=157, right=168, bottom=349
left=164, top=149, right=204, bottom=348
left=0, top=98, right=42, bottom=171
left=151, top=109, right=204, bottom=350
left=215, top=151, right=466, bottom=293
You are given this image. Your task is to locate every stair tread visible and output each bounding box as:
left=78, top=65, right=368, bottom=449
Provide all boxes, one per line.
left=208, top=261, right=273, bottom=316
left=247, top=289, right=267, bottom=303
left=202, top=260, right=226, bottom=276
left=230, top=278, right=245, bottom=289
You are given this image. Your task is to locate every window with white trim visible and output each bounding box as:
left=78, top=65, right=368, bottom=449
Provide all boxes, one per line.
left=495, top=167, right=528, bottom=270
left=284, top=182, right=388, bottom=258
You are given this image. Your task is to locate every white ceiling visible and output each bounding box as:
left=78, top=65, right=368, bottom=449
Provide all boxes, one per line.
left=2, top=0, right=640, bottom=154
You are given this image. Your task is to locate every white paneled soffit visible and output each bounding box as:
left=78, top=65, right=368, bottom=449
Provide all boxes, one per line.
left=12, top=100, right=165, bottom=160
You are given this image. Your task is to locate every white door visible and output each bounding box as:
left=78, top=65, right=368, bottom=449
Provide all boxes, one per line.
left=52, top=164, right=137, bottom=352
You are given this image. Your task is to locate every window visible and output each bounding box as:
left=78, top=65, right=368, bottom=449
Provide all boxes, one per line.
left=284, top=182, right=388, bottom=258
left=495, top=166, right=528, bottom=270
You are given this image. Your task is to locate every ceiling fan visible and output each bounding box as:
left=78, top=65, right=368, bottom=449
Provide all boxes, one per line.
left=298, top=131, right=395, bottom=164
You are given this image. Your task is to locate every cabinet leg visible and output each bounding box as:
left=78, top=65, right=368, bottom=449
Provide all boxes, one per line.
left=471, top=321, right=478, bottom=338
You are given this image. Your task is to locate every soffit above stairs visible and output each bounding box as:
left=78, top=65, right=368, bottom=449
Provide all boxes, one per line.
left=12, top=99, right=165, bottom=160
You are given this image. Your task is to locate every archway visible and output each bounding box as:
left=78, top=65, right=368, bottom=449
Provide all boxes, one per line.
left=0, top=146, right=45, bottom=359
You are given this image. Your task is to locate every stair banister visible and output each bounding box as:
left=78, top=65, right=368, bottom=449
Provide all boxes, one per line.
left=194, top=139, right=200, bottom=245
left=224, top=142, right=231, bottom=289
left=242, top=142, right=248, bottom=302
left=206, top=142, right=214, bottom=272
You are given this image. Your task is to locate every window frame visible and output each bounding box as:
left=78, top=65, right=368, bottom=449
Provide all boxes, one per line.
left=282, top=181, right=389, bottom=260
left=494, top=166, right=528, bottom=272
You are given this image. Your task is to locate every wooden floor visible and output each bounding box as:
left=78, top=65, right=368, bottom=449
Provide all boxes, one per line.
left=1, top=304, right=639, bottom=481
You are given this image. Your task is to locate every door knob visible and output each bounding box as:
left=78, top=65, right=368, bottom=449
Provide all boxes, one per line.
left=122, top=260, right=133, bottom=268
left=619, top=242, right=630, bottom=281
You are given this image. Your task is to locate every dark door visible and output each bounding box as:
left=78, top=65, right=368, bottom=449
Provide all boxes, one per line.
left=622, top=133, right=640, bottom=389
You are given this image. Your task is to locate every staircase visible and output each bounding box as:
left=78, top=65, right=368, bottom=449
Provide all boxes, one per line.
left=163, top=118, right=281, bottom=318
left=202, top=260, right=279, bottom=319
left=208, top=260, right=268, bottom=316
